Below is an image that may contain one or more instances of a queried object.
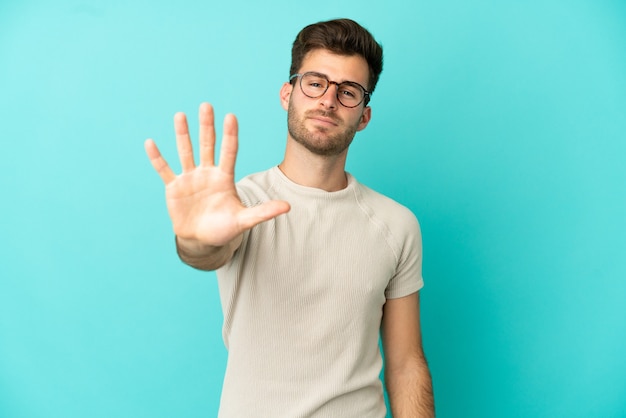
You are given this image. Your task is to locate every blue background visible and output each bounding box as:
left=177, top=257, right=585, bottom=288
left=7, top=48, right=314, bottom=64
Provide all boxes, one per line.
left=1, top=0, right=625, bottom=417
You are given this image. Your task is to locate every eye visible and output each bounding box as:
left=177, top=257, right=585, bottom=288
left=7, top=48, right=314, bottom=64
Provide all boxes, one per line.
left=338, top=83, right=362, bottom=100
left=339, top=88, right=357, bottom=98
left=303, top=74, right=327, bottom=90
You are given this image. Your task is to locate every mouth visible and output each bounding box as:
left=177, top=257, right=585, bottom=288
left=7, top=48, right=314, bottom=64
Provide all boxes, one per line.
left=307, top=112, right=340, bottom=126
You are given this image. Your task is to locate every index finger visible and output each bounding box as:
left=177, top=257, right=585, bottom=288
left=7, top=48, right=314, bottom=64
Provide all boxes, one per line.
left=218, top=113, right=239, bottom=175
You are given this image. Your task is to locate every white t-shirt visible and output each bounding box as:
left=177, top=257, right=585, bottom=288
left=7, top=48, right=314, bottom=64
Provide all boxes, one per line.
left=216, top=166, right=423, bottom=417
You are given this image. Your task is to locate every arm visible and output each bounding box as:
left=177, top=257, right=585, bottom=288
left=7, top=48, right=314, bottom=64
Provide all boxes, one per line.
left=145, top=103, right=290, bottom=270
left=381, top=292, right=434, bottom=418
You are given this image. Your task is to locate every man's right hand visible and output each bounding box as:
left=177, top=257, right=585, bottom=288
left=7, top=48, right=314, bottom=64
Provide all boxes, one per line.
left=144, top=103, right=290, bottom=266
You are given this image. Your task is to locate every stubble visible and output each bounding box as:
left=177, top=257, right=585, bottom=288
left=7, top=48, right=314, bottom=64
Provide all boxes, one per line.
left=287, top=100, right=360, bottom=157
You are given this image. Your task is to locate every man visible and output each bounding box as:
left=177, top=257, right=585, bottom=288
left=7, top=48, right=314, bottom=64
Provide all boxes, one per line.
left=145, top=18, right=434, bottom=418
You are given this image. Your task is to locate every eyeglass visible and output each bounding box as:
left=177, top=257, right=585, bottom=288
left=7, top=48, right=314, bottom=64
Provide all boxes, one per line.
left=289, top=72, right=371, bottom=108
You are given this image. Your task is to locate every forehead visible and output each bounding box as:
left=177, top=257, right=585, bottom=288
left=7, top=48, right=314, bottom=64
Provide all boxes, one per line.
left=299, top=49, right=369, bottom=87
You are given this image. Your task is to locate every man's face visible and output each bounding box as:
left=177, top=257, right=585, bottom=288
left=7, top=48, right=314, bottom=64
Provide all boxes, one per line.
left=281, top=49, right=372, bottom=157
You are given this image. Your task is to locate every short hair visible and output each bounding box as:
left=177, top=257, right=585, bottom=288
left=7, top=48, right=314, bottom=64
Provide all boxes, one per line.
left=289, top=18, right=384, bottom=95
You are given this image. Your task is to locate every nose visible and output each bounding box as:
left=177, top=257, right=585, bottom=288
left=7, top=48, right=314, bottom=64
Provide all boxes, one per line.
left=318, top=82, right=339, bottom=109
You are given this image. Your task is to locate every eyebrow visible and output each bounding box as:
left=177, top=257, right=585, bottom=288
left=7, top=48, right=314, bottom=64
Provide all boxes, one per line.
left=306, top=71, right=367, bottom=89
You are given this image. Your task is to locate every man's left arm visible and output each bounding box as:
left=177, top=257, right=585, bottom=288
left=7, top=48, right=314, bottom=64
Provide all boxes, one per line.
left=381, top=292, right=435, bottom=417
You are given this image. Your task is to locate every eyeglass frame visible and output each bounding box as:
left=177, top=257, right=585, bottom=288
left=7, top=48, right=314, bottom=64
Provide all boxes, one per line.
left=289, top=72, right=371, bottom=108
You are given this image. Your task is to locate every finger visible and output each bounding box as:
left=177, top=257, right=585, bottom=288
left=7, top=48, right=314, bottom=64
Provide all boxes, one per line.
left=219, top=113, right=239, bottom=174
left=174, top=112, right=196, bottom=172
left=145, top=139, right=176, bottom=184
left=198, top=102, right=216, bottom=167
left=238, top=200, right=291, bottom=230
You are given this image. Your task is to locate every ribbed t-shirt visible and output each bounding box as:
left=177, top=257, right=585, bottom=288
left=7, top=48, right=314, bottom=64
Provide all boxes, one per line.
left=215, top=166, right=423, bottom=418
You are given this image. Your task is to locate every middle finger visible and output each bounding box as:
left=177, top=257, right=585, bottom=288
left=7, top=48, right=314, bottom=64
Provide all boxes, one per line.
left=198, top=102, right=216, bottom=167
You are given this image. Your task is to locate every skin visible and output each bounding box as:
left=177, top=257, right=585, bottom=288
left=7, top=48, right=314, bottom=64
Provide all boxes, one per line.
left=144, top=106, right=290, bottom=269
left=382, top=292, right=435, bottom=417
left=278, top=49, right=372, bottom=192
left=145, top=48, right=434, bottom=417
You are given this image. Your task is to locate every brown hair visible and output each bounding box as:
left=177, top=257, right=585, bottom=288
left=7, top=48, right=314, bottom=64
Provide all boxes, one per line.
left=290, top=18, right=384, bottom=96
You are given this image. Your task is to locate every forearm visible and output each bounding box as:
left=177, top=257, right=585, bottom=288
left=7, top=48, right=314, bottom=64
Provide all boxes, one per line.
left=385, top=355, right=435, bottom=418
left=175, top=234, right=242, bottom=271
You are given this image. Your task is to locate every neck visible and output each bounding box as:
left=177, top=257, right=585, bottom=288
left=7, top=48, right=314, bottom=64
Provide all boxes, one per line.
left=278, top=140, right=349, bottom=192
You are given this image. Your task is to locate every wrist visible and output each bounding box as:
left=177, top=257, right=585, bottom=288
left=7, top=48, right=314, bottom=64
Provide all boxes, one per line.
left=175, top=235, right=214, bottom=255
left=175, top=234, right=243, bottom=271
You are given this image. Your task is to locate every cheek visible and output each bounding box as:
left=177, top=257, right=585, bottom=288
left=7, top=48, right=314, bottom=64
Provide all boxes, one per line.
left=288, top=94, right=310, bottom=118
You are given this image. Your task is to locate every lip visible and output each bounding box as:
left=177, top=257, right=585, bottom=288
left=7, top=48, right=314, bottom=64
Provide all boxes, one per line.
left=309, top=115, right=339, bottom=126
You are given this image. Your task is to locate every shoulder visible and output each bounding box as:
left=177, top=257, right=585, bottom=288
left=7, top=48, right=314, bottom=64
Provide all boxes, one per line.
left=352, top=180, right=423, bottom=295
left=349, top=179, right=422, bottom=266
left=354, top=181, right=421, bottom=234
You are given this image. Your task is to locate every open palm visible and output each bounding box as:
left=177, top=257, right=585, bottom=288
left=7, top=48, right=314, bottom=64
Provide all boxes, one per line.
left=145, top=103, right=290, bottom=248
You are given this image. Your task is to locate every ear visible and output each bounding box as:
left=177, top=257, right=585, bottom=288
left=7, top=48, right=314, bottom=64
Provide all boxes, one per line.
left=279, top=82, right=293, bottom=111
left=356, top=105, right=372, bottom=132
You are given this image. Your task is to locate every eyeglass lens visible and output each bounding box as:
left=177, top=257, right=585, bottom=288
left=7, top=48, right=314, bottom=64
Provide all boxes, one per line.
left=299, top=73, right=365, bottom=107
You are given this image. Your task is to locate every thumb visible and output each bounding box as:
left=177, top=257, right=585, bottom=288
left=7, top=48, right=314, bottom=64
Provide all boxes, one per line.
left=238, top=200, right=291, bottom=230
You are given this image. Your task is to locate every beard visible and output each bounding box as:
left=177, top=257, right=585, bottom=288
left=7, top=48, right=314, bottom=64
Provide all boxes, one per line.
left=287, top=100, right=360, bottom=157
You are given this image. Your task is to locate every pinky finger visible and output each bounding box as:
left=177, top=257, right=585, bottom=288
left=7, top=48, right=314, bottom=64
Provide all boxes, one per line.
left=145, top=139, right=176, bottom=184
